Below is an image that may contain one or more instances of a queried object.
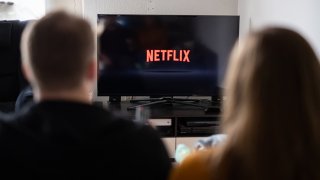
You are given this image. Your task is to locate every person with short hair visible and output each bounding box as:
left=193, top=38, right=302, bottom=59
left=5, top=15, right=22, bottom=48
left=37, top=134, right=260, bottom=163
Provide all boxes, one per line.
left=170, top=27, right=320, bottom=180
left=0, top=10, right=171, bottom=179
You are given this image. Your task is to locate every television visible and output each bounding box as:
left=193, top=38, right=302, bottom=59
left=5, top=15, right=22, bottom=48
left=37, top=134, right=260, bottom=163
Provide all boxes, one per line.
left=97, top=14, right=239, bottom=97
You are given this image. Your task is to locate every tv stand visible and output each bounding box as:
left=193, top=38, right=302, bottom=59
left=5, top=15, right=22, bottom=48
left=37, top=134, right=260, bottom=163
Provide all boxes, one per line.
left=127, top=97, right=213, bottom=110
left=102, top=101, right=221, bottom=159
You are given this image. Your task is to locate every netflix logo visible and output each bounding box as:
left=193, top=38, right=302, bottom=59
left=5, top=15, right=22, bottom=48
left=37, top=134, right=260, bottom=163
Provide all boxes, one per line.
left=146, top=50, right=190, bottom=63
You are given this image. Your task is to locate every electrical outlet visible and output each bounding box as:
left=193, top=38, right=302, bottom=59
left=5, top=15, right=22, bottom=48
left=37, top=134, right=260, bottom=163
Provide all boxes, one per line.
left=7, top=1, right=14, bottom=6
left=0, top=1, right=14, bottom=6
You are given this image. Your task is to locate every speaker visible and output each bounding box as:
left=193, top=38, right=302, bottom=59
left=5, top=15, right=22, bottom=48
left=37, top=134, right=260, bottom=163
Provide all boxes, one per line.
left=109, top=96, right=121, bottom=103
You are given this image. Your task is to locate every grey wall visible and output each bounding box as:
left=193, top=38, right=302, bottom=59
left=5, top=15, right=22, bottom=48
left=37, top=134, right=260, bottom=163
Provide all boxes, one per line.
left=238, top=0, right=320, bottom=56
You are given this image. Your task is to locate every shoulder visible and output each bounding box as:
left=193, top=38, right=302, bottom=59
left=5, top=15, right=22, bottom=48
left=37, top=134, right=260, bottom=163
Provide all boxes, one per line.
left=111, top=114, right=165, bottom=150
left=0, top=105, right=30, bottom=124
left=99, top=111, right=172, bottom=180
left=0, top=105, right=35, bottom=134
left=103, top=108, right=161, bottom=138
left=170, top=149, right=216, bottom=180
left=0, top=108, right=35, bottom=148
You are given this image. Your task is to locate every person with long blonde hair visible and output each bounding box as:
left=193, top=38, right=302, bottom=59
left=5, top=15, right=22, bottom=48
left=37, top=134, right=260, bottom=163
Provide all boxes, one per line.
left=170, top=27, right=320, bottom=180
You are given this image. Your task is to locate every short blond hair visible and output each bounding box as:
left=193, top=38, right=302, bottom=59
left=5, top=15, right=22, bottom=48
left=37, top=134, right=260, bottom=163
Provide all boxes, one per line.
left=21, top=11, right=95, bottom=91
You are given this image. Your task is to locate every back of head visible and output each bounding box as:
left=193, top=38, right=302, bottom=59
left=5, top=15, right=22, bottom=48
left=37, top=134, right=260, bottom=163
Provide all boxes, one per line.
left=214, top=27, right=320, bottom=180
left=21, top=11, right=95, bottom=91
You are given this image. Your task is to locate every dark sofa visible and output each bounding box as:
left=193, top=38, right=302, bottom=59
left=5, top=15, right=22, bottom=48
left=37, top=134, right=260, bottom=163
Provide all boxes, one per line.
left=0, top=20, right=29, bottom=112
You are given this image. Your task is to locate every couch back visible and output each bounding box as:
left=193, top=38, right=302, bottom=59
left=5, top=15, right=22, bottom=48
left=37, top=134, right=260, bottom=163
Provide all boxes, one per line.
left=0, top=20, right=29, bottom=103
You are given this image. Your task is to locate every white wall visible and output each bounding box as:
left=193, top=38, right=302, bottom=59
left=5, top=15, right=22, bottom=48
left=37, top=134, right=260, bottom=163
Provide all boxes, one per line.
left=238, top=0, right=320, bottom=56
left=45, top=0, right=83, bottom=15
left=0, top=0, right=45, bottom=20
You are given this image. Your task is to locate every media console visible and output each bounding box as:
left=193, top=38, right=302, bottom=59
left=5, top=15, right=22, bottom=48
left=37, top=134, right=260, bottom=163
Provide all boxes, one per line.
left=105, top=101, right=221, bottom=159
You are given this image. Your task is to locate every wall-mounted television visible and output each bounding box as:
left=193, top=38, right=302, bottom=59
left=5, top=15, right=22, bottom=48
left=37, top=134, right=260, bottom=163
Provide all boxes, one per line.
left=97, top=14, right=239, bottom=97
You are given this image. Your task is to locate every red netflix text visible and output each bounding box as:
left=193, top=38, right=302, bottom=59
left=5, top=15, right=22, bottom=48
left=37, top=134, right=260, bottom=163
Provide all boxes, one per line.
left=146, top=50, right=191, bottom=63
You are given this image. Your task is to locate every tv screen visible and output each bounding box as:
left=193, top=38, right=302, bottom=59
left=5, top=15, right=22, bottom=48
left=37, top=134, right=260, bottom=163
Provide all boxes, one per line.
left=98, top=15, right=239, bottom=97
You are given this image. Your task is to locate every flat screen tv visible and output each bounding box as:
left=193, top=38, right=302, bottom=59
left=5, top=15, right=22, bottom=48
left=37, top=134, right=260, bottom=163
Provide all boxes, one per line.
left=97, top=14, right=239, bottom=97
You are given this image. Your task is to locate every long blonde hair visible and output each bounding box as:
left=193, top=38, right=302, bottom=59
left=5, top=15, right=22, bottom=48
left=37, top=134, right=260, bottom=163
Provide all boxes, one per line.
left=212, top=27, right=320, bottom=180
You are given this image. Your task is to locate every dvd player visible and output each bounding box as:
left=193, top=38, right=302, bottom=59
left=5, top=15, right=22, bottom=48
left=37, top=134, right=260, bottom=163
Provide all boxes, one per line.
left=177, top=117, right=220, bottom=137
